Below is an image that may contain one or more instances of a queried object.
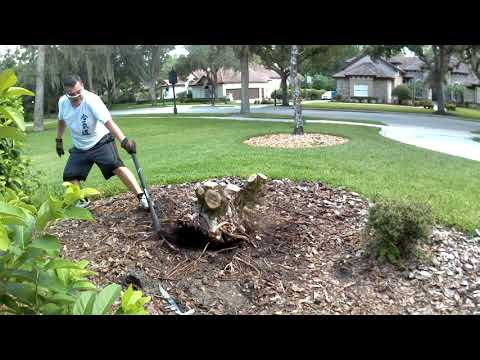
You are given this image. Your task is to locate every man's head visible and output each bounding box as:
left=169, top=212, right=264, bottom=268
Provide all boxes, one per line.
left=63, top=74, right=84, bottom=105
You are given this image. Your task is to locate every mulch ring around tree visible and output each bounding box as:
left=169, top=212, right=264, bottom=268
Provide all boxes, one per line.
left=49, top=177, right=480, bottom=315
left=244, top=133, right=348, bottom=148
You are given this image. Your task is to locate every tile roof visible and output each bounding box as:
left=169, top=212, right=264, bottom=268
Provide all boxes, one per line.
left=188, top=65, right=280, bottom=86
left=334, top=56, right=399, bottom=78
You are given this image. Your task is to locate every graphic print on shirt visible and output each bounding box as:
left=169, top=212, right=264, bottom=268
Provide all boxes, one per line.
left=81, top=113, right=91, bottom=135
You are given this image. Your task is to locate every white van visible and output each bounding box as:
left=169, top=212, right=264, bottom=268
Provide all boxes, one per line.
left=321, top=91, right=333, bottom=100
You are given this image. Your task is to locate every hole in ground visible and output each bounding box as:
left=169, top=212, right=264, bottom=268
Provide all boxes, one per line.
left=160, top=222, right=242, bottom=251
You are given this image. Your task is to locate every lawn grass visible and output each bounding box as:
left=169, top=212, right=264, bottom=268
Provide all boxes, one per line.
left=303, top=101, right=480, bottom=123
left=114, top=113, right=385, bottom=126
left=243, top=113, right=385, bottom=126
left=24, top=116, right=480, bottom=232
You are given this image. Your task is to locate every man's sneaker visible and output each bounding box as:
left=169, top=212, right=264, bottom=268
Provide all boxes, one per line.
left=75, top=198, right=91, bottom=208
left=137, top=193, right=149, bottom=210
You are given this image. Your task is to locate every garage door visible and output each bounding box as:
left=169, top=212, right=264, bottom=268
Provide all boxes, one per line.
left=226, top=88, right=260, bottom=100
left=226, top=89, right=241, bottom=100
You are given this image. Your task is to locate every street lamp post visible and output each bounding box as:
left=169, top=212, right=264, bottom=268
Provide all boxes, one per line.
left=169, top=69, right=178, bottom=115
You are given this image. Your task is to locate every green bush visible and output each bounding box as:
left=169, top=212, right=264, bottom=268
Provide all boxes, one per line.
left=392, top=85, right=412, bottom=104
left=445, top=102, right=456, bottom=111
left=272, top=89, right=291, bottom=100
left=304, top=89, right=326, bottom=100
left=311, top=74, right=335, bottom=91
left=365, top=199, right=434, bottom=264
left=0, top=182, right=151, bottom=315
left=0, top=69, right=41, bottom=196
left=179, top=97, right=229, bottom=104
left=419, top=99, right=433, bottom=109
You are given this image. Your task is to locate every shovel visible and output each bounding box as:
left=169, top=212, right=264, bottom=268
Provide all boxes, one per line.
left=130, top=152, right=163, bottom=243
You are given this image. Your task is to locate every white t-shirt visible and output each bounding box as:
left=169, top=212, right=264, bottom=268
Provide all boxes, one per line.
left=58, top=90, right=111, bottom=150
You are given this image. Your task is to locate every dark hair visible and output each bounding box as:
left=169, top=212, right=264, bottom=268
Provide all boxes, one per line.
left=63, top=74, right=82, bottom=87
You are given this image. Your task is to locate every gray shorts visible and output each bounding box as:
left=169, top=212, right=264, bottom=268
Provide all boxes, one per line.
left=63, top=134, right=125, bottom=182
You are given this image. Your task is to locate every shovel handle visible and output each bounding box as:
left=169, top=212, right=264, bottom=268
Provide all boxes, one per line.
left=131, top=153, right=162, bottom=234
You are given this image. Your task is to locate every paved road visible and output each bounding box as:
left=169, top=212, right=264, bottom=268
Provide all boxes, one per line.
left=111, top=104, right=480, bottom=161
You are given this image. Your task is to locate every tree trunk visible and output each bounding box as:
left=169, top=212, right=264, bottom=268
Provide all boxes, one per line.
left=290, top=45, right=304, bottom=135
left=86, top=54, right=94, bottom=92
left=148, top=81, right=157, bottom=107
left=240, top=46, right=250, bottom=114
left=33, top=45, right=46, bottom=132
left=436, top=81, right=446, bottom=114
left=281, top=72, right=289, bottom=106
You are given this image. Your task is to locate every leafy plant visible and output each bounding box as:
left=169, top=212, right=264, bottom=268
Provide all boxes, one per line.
left=115, top=284, right=151, bottom=315
left=445, top=102, right=457, bottom=111
left=392, top=84, right=412, bottom=104
left=0, top=182, right=150, bottom=315
left=0, top=68, right=39, bottom=196
left=365, top=199, right=434, bottom=264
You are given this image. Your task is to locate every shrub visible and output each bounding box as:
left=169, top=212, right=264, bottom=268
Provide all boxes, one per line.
left=335, top=94, right=343, bottom=102
left=0, top=69, right=41, bottom=197
left=0, top=182, right=151, bottom=315
left=365, top=199, right=434, bottom=264
left=420, top=99, right=433, bottom=109
left=307, top=89, right=326, bottom=100
left=445, top=102, right=456, bottom=111
left=392, top=85, right=412, bottom=104
left=272, top=89, right=291, bottom=100
left=261, top=98, right=274, bottom=104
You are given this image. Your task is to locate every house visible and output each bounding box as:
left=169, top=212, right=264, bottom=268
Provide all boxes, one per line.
left=333, top=55, right=480, bottom=104
left=158, top=79, right=187, bottom=99
left=186, top=64, right=282, bottom=101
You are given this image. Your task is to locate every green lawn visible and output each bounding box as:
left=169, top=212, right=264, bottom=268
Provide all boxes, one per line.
left=303, top=101, right=480, bottom=122
left=24, top=116, right=480, bottom=232
left=242, top=113, right=385, bottom=125
left=110, top=103, right=168, bottom=110
left=113, top=113, right=385, bottom=125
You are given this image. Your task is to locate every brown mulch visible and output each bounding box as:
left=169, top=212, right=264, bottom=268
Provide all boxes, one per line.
left=244, top=133, right=348, bottom=148
left=48, top=178, right=480, bottom=315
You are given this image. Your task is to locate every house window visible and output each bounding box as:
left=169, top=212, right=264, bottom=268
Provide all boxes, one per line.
left=353, top=84, right=368, bottom=97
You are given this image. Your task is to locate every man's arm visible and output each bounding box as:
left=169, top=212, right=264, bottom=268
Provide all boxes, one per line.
left=56, top=119, right=66, bottom=139
left=104, top=119, right=126, bottom=142
left=104, top=119, right=136, bottom=154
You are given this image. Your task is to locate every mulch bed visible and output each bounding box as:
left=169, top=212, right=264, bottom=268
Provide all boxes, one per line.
left=244, top=133, right=348, bottom=148
left=49, top=177, right=480, bottom=315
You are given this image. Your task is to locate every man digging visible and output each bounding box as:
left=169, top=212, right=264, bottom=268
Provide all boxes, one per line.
left=55, top=74, right=149, bottom=210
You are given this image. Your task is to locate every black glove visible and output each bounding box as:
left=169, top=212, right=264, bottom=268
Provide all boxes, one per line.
left=121, top=137, right=136, bottom=154
left=56, top=138, right=64, bottom=157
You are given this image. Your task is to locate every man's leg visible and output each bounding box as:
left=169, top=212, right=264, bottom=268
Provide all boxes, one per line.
left=94, top=140, right=148, bottom=210
left=113, top=166, right=142, bottom=195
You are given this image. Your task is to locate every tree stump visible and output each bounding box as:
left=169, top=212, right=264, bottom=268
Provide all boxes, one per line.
left=187, top=173, right=268, bottom=246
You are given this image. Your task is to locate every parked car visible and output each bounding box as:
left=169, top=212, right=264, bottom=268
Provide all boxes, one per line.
left=321, top=90, right=336, bottom=100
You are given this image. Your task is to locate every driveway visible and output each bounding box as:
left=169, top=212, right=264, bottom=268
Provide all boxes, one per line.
left=111, top=104, right=480, bottom=161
